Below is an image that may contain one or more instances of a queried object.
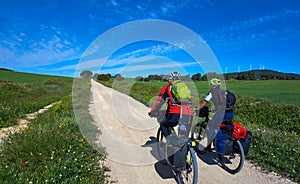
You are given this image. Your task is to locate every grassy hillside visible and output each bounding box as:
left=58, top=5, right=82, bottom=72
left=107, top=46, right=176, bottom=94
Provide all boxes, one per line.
left=0, top=70, right=71, bottom=83
left=0, top=70, right=73, bottom=128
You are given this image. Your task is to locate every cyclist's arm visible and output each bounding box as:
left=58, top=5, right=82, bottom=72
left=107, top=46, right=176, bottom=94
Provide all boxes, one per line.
left=199, top=100, right=208, bottom=109
left=149, top=84, right=169, bottom=114
left=199, top=92, right=212, bottom=109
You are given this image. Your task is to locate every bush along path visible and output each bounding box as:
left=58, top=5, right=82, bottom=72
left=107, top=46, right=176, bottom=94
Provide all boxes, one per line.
left=0, top=101, right=61, bottom=147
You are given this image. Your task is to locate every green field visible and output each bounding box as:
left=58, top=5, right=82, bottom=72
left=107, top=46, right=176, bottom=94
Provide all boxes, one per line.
left=122, top=79, right=300, bottom=105
left=0, top=70, right=71, bottom=83
left=225, top=80, right=300, bottom=105
left=99, top=77, right=300, bottom=102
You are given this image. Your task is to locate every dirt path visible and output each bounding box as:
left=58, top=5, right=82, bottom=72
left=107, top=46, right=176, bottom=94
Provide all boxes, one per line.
left=89, top=80, right=295, bottom=184
left=0, top=102, right=60, bottom=147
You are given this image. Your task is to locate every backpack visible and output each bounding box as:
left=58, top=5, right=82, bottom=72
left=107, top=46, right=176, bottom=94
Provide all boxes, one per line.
left=171, top=81, right=191, bottom=104
left=225, top=90, right=236, bottom=111
left=211, top=89, right=236, bottom=111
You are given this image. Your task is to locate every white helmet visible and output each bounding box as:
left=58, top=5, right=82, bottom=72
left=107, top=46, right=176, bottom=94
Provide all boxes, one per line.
left=168, top=71, right=180, bottom=81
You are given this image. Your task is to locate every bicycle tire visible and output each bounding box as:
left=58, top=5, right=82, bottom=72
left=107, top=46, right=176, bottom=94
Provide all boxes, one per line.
left=221, top=140, right=245, bottom=174
left=177, top=146, right=198, bottom=184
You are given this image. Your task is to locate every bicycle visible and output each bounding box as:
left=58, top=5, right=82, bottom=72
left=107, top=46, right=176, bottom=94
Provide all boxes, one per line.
left=191, top=106, right=245, bottom=174
left=154, top=110, right=198, bottom=184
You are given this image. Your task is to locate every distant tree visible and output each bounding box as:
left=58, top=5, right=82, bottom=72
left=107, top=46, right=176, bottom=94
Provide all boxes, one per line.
left=148, top=74, right=163, bottom=80
left=191, top=73, right=201, bottom=81
left=201, top=75, right=207, bottom=81
left=224, top=74, right=236, bottom=80
left=287, top=76, right=295, bottom=80
left=97, top=74, right=111, bottom=81
left=80, top=70, right=92, bottom=79
left=135, top=76, right=144, bottom=81
left=114, top=74, right=124, bottom=81
left=93, top=73, right=99, bottom=80
left=203, top=72, right=218, bottom=81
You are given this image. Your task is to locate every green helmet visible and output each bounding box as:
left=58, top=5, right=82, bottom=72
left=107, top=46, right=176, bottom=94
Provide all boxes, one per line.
left=210, top=78, right=221, bottom=86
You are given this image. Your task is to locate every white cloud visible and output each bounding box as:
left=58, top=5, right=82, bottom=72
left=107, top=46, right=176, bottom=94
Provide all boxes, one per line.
left=0, top=24, right=83, bottom=69
left=102, top=0, right=214, bottom=21
left=110, top=0, right=119, bottom=7
left=207, top=8, right=300, bottom=45
left=99, top=59, right=199, bottom=75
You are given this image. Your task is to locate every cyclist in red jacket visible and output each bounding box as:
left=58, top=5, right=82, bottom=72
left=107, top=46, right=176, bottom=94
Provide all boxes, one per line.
left=148, top=71, right=193, bottom=138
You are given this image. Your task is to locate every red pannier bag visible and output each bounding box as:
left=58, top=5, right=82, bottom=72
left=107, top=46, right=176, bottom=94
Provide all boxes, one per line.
left=233, top=122, right=247, bottom=139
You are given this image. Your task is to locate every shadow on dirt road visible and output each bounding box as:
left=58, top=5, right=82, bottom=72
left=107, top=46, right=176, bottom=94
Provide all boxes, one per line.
left=142, top=136, right=178, bottom=183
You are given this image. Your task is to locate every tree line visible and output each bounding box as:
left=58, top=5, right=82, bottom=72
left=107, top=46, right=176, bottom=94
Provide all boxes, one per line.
left=79, top=69, right=300, bottom=81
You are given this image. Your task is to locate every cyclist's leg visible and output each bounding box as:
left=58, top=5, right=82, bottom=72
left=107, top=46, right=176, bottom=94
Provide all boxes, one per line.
left=160, top=120, right=177, bottom=138
left=215, top=130, right=227, bottom=163
left=161, top=113, right=180, bottom=137
left=215, top=130, right=226, bottom=153
left=206, top=111, right=224, bottom=148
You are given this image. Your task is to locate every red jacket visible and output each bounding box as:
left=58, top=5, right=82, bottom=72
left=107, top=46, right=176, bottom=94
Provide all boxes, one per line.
left=150, top=81, right=193, bottom=115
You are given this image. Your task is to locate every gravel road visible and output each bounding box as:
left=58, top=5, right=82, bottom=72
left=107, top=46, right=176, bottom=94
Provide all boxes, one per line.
left=89, top=80, right=296, bottom=184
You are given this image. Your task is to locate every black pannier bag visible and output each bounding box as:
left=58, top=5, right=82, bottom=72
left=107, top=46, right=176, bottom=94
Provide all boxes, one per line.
left=233, top=130, right=252, bottom=155
left=240, top=130, right=252, bottom=155
left=166, top=135, right=187, bottom=168
left=222, top=134, right=234, bottom=155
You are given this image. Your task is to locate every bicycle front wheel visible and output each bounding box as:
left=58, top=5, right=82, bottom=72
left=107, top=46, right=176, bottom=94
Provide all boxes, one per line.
left=177, top=147, right=198, bottom=184
left=221, top=140, right=245, bottom=174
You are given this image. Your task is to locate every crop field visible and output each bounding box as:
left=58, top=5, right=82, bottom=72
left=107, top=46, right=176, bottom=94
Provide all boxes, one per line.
left=100, top=78, right=300, bottom=183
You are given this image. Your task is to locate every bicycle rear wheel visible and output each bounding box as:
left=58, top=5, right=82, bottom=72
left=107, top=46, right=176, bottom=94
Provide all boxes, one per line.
left=177, top=146, right=198, bottom=184
left=221, top=140, right=245, bottom=174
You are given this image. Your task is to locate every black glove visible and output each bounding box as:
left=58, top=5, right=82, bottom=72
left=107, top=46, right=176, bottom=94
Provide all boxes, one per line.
left=148, top=111, right=157, bottom=117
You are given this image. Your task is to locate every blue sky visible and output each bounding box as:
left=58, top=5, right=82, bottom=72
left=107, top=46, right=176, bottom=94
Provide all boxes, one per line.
left=0, top=0, right=299, bottom=77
